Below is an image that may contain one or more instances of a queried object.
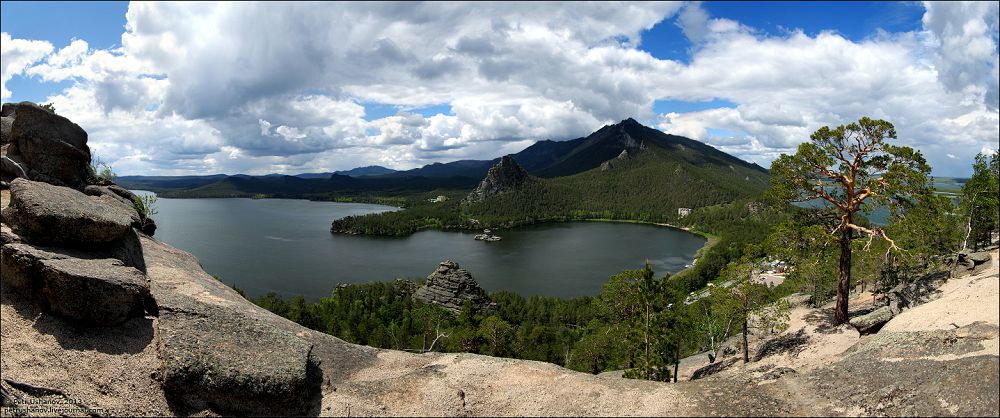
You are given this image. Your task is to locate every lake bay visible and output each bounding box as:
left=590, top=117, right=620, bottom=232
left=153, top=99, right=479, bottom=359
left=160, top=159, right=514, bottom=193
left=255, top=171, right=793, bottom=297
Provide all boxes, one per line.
left=136, top=193, right=706, bottom=300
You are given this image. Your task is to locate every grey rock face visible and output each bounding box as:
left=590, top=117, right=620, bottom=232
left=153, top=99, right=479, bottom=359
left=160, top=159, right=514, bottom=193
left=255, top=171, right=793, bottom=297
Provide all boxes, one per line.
left=600, top=149, right=632, bottom=171
left=808, top=322, right=1000, bottom=416
left=106, top=184, right=139, bottom=202
left=109, top=228, right=147, bottom=273
left=5, top=178, right=134, bottom=245
left=38, top=257, right=150, bottom=326
left=947, top=251, right=993, bottom=274
left=1, top=116, right=13, bottom=150
left=0, top=242, right=67, bottom=294
left=0, top=241, right=151, bottom=324
left=967, top=251, right=991, bottom=263
left=412, top=260, right=496, bottom=314
left=84, top=185, right=143, bottom=225
left=0, top=223, right=20, bottom=244
left=0, top=103, right=17, bottom=117
left=7, top=102, right=90, bottom=188
left=157, top=299, right=322, bottom=415
left=464, top=155, right=528, bottom=204
left=849, top=306, right=894, bottom=335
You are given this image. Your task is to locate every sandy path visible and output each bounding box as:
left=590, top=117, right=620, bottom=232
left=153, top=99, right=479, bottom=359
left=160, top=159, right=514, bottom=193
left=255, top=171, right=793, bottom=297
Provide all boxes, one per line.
left=882, top=249, right=999, bottom=333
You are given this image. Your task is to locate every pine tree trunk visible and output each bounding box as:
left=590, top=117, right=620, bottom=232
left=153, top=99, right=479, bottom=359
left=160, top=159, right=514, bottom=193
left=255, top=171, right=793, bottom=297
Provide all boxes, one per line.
left=673, top=345, right=680, bottom=383
left=644, top=304, right=651, bottom=379
left=835, top=219, right=853, bottom=325
left=741, top=316, right=749, bottom=363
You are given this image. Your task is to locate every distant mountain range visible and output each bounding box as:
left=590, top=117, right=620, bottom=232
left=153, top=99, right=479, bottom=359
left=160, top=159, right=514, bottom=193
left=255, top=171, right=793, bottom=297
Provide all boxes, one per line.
left=290, top=166, right=400, bottom=179
left=117, top=118, right=769, bottom=198
left=380, top=118, right=766, bottom=179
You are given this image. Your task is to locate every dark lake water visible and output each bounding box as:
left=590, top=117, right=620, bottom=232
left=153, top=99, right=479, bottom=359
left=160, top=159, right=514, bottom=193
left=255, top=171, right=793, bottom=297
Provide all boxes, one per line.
left=134, top=192, right=706, bottom=300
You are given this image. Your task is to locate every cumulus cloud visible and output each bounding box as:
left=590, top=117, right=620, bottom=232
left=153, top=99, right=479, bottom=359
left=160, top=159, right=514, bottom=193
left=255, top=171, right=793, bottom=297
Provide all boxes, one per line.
left=922, top=1, right=999, bottom=97
left=1, top=32, right=54, bottom=99
left=3, top=1, right=998, bottom=177
left=43, top=83, right=225, bottom=175
left=652, top=1, right=998, bottom=175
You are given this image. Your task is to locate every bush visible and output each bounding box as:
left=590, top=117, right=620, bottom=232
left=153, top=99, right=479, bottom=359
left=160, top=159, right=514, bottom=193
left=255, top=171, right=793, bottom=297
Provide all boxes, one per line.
left=89, top=155, right=117, bottom=186
left=133, top=194, right=159, bottom=217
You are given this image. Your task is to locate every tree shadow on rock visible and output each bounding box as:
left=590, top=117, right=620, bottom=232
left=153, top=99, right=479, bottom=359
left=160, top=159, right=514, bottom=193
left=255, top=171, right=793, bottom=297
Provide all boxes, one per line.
left=803, top=304, right=876, bottom=334
left=753, top=329, right=811, bottom=362
left=802, top=307, right=841, bottom=334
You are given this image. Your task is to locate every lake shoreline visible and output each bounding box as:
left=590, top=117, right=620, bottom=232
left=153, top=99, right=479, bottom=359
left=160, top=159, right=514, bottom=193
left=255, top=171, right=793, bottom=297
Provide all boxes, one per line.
left=132, top=193, right=706, bottom=301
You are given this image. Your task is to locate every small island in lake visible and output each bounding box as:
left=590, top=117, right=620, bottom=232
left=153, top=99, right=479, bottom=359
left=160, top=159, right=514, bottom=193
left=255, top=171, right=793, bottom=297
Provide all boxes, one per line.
left=474, top=228, right=502, bottom=241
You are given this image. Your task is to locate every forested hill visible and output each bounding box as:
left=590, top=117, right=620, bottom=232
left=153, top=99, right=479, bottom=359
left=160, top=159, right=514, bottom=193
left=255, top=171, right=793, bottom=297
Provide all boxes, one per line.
left=457, top=117, right=773, bottom=227
left=463, top=141, right=771, bottom=227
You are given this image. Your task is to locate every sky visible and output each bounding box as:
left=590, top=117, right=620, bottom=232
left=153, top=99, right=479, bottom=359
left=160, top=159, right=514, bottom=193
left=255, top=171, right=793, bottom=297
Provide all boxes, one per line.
left=1, top=1, right=997, bottom=177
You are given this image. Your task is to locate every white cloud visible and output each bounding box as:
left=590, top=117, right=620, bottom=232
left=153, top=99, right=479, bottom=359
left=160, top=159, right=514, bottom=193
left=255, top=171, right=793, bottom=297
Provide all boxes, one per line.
left=42, top=83, right=225, bottom=175
left=258, top=119, right=272, bottom=136
left=2, top=1, right=997, bottom=177
left=922, top=1, right=999, bottom=99
left=651, top=2, right=998, bottom=175
left=1, top=33, right=54, bottom=100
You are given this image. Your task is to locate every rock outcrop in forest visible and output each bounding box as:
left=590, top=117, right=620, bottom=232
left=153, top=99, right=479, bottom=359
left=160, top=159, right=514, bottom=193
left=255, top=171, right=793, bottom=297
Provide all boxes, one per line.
left=463, top=155, right=529, bottom=204
left=412, top=260, right=496, bottom=314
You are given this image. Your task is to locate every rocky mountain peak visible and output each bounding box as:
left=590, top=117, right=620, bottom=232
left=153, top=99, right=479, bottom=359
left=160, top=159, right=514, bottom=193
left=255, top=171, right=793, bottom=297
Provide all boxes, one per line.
left=620, top=117, right=641, bottom=126
left=463, top=155, right=529, bottom=204
left=615, top=119, right=649, bottom=150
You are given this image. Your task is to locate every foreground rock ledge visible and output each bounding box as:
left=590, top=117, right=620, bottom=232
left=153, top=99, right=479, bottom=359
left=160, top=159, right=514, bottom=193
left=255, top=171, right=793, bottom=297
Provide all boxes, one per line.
left=0, top=242, right=152, bottom=326
left=39, top=257, right=150, bottom=326
left=2, top=232, right=998, bottom=416
left=5, top=178, right=134, bottom=245
left=157, top=300, right=322, bottom=415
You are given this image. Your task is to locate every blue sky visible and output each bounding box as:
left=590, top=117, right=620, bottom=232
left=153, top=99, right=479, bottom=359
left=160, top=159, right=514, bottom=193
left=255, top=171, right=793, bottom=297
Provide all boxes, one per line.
left=1, top=2, right=932, bottom=110
left=2, top=1, right=128, bottom=102
left=2, top=2, right=997, bottom=176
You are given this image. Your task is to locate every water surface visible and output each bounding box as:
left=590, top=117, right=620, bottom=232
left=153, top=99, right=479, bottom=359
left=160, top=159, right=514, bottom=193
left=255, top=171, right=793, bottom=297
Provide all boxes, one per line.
left=136, top=192, right=705, bottom=300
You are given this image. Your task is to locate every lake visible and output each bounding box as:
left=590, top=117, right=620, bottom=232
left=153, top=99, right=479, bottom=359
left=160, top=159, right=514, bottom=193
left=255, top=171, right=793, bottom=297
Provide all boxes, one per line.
left=134, top=192, right=706, bottom=300
left=793, top=198, right=891, bottom=225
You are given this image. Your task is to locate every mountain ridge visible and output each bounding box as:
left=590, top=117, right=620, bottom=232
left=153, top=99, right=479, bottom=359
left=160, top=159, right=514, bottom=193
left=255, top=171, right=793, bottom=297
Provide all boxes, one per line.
left=117, top=118, right=767, bottom=197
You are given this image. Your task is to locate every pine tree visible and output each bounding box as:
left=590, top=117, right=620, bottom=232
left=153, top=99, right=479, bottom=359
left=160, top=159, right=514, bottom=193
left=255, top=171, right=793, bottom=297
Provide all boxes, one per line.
left=769, top=117, right=931, bottom=324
